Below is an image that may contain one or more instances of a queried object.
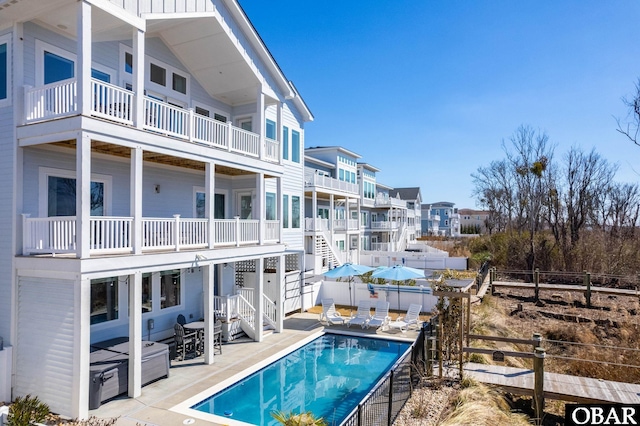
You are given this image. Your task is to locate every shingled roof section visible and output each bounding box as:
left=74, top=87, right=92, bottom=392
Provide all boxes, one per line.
left=389, top=187, right=421, bottom=200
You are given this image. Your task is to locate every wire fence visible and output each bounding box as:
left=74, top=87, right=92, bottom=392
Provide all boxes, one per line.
left=494, top=269, right=640, bottom=289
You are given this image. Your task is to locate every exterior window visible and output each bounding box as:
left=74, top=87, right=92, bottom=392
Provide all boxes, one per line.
left=283, top=195, right=289, bottom=228
left=214, top=113, right=227, bottom=122
left=292, top=196, right=300, bottom=228
left=282, top=126, right=289, bottom=160
left=172, top=73, right=187, bottom=94
left=339, top=169, right=344, bottom=181
left=195, top=106, right=209, bottom=117
left=195, top=191, right=205, bottom=218
left=291, top=130, right=300, bottom=163
left=196, top=191, right=225, bottom=219
left=91, top=277, right=118, bottom=325
left=160, top=270, right=181, bottom=309
left=0, top=41, right=7, bottom=100
left=44, top=51, right=74, bottom=84
left=361, top=212, right=368, bottom=226
left=266, top=192, right=276, bottom=220
left=91, top=68, right=110, bottom=83
left=150, top=63, right=166, bottom=86
left=350, top=236, right=358, bottom=250
left=142, top=273, right=152, bottom=313
left=337, top=240, right=345, bottom=251
left=48, top=176, right=104, bottom=216
left=125, top=52, right=133, bottom=74
left=318, top=207, right=329, bottom=219
left=266, top=119, right=276, bottom=140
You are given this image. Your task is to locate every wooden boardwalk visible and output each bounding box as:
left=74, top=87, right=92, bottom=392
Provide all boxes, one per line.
left=492, top=281, right=639, bottom=297
left=463, top=362, right=640, bottom=404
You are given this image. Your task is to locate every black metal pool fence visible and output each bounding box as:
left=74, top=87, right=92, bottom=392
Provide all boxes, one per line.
left=340, top=323, right=430, bottom=426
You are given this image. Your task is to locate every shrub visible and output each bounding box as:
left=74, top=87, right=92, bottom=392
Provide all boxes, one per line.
left=271, top=410, right=327, bottom=426
left=7, top=394, right=49, bottom=426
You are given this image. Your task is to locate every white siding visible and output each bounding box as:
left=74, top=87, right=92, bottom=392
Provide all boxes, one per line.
left=0, top=27, right=14, bottom=343
left=15, top=277, right=76, bottom=416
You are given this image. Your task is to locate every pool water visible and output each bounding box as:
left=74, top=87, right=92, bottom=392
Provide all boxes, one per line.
left=191, top=334, right=411, bottom=425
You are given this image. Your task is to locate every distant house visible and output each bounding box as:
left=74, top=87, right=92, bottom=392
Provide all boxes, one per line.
left=459, top=208, right=490, bottom=234
left=422, top=202, right=460, bottom=236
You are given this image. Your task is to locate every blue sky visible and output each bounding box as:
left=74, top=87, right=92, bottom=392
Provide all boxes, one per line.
left=240, top=1, right=640, bottom=208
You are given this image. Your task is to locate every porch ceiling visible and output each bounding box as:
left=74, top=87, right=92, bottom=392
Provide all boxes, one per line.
left=51, top=141, right=256, bottom=176
left=8, top=0, right=267, bottom=107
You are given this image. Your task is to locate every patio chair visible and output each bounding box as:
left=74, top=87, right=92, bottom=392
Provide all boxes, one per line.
left=388, top=303, right=422, bottom=333
left=213, top=320, right=223, bottom=355
left=177, top=314, right=187, bottom=325
left=347, top=301, right=372, bottom=328
left=320, top=299, right=347, bottom=325
left=367, top=301, right=391, bottom=330
left=174, top=323, right=197, bottom=360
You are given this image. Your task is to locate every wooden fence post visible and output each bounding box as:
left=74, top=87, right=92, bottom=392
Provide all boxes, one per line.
left=459, top=299, right=464, bottom=378
left=532, top=332, right=542, bottom=351
left=534, top=268, right=540, bottom=302
left=438, top=316, right=443, bottom=379
left=491, top=268, right=496, bottom=295
left=584, top=271, right=591, bottom=308
left=533, top=347, right=546, bottom=421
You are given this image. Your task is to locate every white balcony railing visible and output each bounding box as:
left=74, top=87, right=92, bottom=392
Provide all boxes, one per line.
left=24, top=79, right=280, bottom=163
left=371, top=242, right=394, bottom=251
left=304, top=218, right=329, bottom=231
left=22, top=214, right=279, bottom=255
left=374, top=194, right=407, bottom=208
left=370, top=221, right=399, bottom=230
left=304, top=171, right=359, bottom=194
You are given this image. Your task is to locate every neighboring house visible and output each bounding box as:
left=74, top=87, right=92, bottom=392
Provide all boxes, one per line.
left=459, top=208, right=490, bottom=234
left=0, top=0, right=312, bottom=418
left=303, top=146, right=362, bottom=272
left=422, top=202, right=460, bottom=236
left=389, top=187, right=422, bottom=241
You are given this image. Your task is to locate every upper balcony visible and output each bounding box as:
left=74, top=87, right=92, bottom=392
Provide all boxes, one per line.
left=304, top=171, right=359, bottom=195
left=370, top=221, right=399, bottom=231
left=374, top=194, right=407, bottom=208
left=23, top=78, right=280, bottom=164
left=22, top=214, right=280, bottom=257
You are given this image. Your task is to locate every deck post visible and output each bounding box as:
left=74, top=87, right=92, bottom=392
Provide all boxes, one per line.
left=533, top=347, right=545, bottom=421
left=534, top=268, right=540, bottom=301
left=438, top=315, right=443, bottom=378
left=465, top=296, right=470, bottom=358
left=584, top=271, right=591, bottom=308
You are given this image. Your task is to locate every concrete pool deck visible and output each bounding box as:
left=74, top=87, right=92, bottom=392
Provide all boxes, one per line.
left=89, top=312, right=420, bottom=425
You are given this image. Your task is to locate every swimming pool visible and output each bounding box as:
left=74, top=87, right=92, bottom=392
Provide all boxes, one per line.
left=190, top=333, right=411, bottom=425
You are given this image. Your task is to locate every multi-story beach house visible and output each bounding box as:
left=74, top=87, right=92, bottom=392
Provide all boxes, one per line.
left=459, top=208, right=490, bottom=234
left=422, top=202, right=460, bottom=236
left=303, top=147, right=423, bottom=274
left=304, top=146, right=362, bottom=273
left=0, top=0, right=312, bottom=418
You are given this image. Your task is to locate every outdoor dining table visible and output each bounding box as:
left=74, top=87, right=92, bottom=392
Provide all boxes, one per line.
left=184, top=321, right=205, bottom=354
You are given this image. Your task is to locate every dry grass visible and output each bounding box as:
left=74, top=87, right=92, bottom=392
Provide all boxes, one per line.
left=438, top=378, right=530, bottom=426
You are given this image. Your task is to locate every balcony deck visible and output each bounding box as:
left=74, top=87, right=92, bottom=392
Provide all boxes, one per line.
left=23, top=79, right=280, bottom=164
left=22, top=214, right=280, bottom=257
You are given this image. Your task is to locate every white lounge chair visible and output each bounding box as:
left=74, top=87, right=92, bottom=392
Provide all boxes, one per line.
left=347, top=301, right=372, bottom=328
left=320, top=299, right=346, bottom=325
left=367, top=301, right=391, bottom=330
left=388, top=303, right=422, bottom=332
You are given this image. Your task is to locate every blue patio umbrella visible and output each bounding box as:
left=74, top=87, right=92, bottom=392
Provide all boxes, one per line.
left=372, top=265, right=426, bottom=311
left=324, top=263, right=374, bottom=314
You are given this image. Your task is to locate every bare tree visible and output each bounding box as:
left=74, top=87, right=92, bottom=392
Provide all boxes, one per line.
left=616, top=78, right=640, bottom=147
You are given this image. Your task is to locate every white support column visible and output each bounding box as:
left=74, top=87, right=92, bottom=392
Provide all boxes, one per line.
left=298, top=253, right=305, bottom=311
left=73, top=278, right=91, bottom=419
left=329, top=194, right=334, bottom=233
left=311, top=190, right=318, bottom=231
left=206, top=162, right=215, bottom=249
left=131, top=147, right=142, bottom=254
left=276, top=176, right=283, bottom=243
left=276, top=254, right=285, bottom=332
left=256, top=173, right=265, bottom=245
left=133, top=28, right=145, bottom=128
left=255, top=257, right=264, bottom=342
left=277, top=102, right=283, bottom=165
left=128, top=272, right=142, bottom=397
left=76, top=132, right=91, bottom=258
left=256, top=85, right=265, bottom=160
left=77, top=1, right=92, bottom=116
left=203, top=263, right=214, bottom=364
